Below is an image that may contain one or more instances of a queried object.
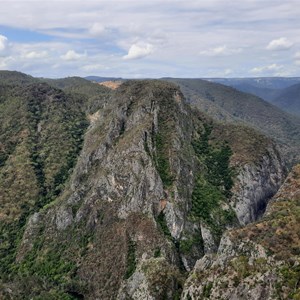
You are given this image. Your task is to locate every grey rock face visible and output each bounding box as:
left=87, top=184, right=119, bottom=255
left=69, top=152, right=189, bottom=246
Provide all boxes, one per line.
left=164, top=201, right=185, bottom=239
left=55, top=206, right=73, bottom=230
left=117, top=262, right=155, bottom=300
left=16, top=212, right=42, bottom=262
left=181, top=233, right=278, bottom=300
left=200, top=223, right=218, bottom=254
left=231, top=145, right=286, bottom=225
left=181, top=163, right=300, bottom=300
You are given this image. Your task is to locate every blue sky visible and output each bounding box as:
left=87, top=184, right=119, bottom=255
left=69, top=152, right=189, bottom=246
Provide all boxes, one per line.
left=0, top=0, right=299, bottom=78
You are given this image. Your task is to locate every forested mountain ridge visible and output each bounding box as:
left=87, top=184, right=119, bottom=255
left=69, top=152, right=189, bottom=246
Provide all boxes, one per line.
left=206, top=77, right=300, bottom=117
left=0, top=71, right=298, bottom=299
left=166, top=78, right=300, bottom=166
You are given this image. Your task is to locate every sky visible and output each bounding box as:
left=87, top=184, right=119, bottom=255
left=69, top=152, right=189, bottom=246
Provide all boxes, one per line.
left=0, top=0, right=300, bottom=78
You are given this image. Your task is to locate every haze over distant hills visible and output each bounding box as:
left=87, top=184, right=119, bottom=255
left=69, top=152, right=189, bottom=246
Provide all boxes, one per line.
left=207, top=77, right=300, bottom=90
left=207, top=77, right=300, bottom=117
left=271, top=83, right=300, bottom=116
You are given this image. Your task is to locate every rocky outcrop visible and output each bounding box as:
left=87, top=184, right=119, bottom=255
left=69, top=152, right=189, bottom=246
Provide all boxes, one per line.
left=16, top=81, right=194, bottom=299
left=117, top=257, right=182, bottom=300
left=182, top=164, right=300, bottom=300
left=231, top=145, right=286, bottom=225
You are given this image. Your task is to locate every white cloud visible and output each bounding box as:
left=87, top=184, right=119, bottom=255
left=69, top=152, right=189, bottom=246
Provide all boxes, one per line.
left=0, top=35, right=9, bottom=56
left=22, top=50, right=48, bottom=59
left=250, top=63, right=283, bottom=74
left=61, top=50, right=86, bottom=61
left=0, top=58, right=8, bottom=68
left=0, top=1, right=299, bottom=77
left=200, top=45, right=242, bottom=56
left=0, top=35, right=8, bottom=51
left=294, top=51, right=300, bottom=59
left=224, top=68, right=233, bottom=75
left=0, top=56, right=14, bottom=69
left=266, top=37, right=294, bottom=51
left=89, top=23, right=107, bottom=36
left=123, top=43, right=154, bottom=60
left=293, top=52, right=300, bottom=66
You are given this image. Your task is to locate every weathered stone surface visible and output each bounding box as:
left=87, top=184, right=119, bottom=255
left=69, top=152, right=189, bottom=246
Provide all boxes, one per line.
left=55, top=206, right=73, bottom=230
left=231, top=145, right=286, bottom=225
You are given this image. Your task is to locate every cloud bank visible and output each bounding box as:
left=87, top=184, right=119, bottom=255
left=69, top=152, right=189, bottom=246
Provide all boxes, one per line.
left=0, top=0, right=299, bottom=77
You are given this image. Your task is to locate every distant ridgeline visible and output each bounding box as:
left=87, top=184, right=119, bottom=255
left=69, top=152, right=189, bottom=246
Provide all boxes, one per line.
left=206, top=77, right=300, bottom=117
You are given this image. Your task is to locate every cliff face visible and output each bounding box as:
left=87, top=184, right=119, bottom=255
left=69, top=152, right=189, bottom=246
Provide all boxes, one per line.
left=182, top=164, right=300, bottom=300
left=210, top=123, right=287, bottom=226
left=0, top=76, right=290, bottom=299
left=231, top=145, right=286, bottom=225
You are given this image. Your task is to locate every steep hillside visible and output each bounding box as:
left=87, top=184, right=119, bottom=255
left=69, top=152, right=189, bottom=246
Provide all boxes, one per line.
left=0, top=71, right=37, bottom=86
left=272, top=83, right=300, bottom=116
left=41, top=77, right=112, bottom=114
left=183, top=164, right=300, bottom=300
left=0, top=80, right=89, bottom=292
left=0, top=79, right=287, bottom=299
left=207, top=77, right=300, bottom=117
left=225, top=82, right=278, bottom=102
left=0, top=71, right=112, bottom=112
left=166, top=78, right=300, bottom=165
